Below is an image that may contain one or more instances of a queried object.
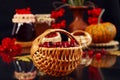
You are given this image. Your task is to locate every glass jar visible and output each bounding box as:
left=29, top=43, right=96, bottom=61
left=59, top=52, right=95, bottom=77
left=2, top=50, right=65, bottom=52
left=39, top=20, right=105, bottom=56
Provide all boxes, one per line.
left=35, top=14, right=54, bottom=37
left=12, top=14, right=36, bottom=41
left=12, top=23, right=36, bottom=41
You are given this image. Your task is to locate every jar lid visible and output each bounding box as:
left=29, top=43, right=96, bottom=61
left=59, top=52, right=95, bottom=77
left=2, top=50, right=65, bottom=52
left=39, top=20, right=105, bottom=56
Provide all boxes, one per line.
left=35, top=14, right=55, bottom=26
left=12, top=14, right=35, bottom=23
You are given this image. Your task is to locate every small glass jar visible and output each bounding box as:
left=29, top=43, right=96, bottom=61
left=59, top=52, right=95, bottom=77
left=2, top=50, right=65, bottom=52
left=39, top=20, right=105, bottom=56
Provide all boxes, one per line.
left=12, top=14, right=36, bottom=41
left=35, top=14, right=54, bottom=37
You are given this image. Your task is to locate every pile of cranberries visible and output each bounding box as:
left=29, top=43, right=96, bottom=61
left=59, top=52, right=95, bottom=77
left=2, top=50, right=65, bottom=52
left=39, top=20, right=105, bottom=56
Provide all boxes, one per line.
left=82, top=49, right=107, bottom=61
left=39, top=39, right=79, bottom=48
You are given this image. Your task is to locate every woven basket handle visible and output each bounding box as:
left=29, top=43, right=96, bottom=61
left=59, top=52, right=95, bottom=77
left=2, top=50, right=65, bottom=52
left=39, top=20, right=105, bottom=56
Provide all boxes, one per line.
left=31, top=29, right=81, bottom=56
left=71, top=30, right=92, bottom=47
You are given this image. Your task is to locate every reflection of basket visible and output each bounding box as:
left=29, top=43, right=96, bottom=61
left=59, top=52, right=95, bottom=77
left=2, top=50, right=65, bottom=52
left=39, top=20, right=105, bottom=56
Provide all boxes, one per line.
left=31, top=29, right=83, bottom=77
left=71, top=30, right=92, bottom=48
left=90, top=55, right=116, bottom=68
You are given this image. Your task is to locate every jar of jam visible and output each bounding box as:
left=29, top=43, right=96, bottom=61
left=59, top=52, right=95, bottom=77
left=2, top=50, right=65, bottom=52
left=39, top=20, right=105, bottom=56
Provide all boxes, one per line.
left=35, top=14, right=54, bottom=37
left=12, top=13, right=36, bottom=41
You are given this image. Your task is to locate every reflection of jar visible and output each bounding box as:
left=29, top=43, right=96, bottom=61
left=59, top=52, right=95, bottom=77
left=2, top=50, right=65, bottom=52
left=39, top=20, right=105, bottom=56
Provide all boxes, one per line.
left=12, top=14, right=36, bottom=41
left=13, top=55, right=37, bottom=80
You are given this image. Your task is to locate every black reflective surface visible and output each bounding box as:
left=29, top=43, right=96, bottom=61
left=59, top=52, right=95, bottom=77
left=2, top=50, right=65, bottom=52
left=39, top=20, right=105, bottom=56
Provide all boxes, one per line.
left=0, top=48, right=120, bottom=80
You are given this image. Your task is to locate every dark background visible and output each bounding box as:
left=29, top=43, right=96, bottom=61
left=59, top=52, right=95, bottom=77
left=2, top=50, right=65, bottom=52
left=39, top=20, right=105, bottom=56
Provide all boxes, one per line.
left=0, top=0, right=120, bottom=80
left=0, top=0, right=120, bottom=41
left=0, top=0, right=63, bottom=42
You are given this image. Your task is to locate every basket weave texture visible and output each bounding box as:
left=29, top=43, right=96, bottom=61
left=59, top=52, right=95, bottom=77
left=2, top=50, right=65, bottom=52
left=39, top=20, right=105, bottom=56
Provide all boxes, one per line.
left=31, top=29, right=83, bottom=77
left=71, top=30, right=92, bottom=48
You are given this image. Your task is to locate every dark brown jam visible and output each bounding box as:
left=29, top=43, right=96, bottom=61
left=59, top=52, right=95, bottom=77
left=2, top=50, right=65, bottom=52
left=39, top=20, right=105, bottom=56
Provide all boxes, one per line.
left=12, top=23, right=36, bottom=41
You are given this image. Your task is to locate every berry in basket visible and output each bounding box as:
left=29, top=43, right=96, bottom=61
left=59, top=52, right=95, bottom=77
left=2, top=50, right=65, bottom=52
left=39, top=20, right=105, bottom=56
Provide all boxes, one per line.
left=45, top=32, right=58, bottom=38
left=39, top=39, right=78, bottom=48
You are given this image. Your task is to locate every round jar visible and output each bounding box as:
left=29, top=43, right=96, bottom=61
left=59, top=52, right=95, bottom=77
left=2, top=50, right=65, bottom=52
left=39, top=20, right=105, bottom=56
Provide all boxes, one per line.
left=12, top=14, right=36, bottom=41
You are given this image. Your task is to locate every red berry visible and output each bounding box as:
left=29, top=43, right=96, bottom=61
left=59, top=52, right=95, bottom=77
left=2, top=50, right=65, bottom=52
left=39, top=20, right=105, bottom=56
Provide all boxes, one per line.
left=54, top=42, right=62, bottom=47
left=87, top=10, right=92, bottom=15
left=51, top=23, right=56, bottom=28
left=95, top=53, right=102, bottom=61
left=62, top=41, right=70, bottom=47
left=56, top=23, right=61, bottom=29
left=0, top=46, right=5, bottom=51
left=60, top=20, right=66, bottom=28
left=70, top=40, right=78, bottom=47
left=88, top=50, right=94, bottom=58
left=43, top=42, right=50, bottom=47
left=82, top=51, right=87, bottom=58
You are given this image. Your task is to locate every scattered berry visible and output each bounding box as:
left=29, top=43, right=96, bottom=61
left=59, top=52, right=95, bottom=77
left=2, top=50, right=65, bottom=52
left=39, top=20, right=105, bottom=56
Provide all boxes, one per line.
left=95, top=53, right=102, bottom=61
left=88, top=50, right=94, bottom=58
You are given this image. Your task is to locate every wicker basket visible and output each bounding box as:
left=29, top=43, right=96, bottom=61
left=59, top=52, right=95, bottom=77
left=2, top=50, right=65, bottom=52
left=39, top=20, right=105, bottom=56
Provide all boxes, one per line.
left=31, top=29, right=83, bottom=77
left=71, top=30, right=92, bottom=48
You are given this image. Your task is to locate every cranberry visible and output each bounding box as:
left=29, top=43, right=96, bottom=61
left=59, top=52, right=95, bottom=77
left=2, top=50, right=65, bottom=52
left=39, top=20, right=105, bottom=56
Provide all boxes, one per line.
left=45, top=33, right=58, bottom=38
left=54, top=42, right=62, bottom=47
left=70, top=39, right=77, bottom=47
left=88, top=50, right=94, bottom=58
left=82, top=51, right=87, bottom=58
left=43, top=42, right=50, bottom=47
left=95, top=53, right=102, bottom=61
left=62, top=41, right=70, bottom=47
